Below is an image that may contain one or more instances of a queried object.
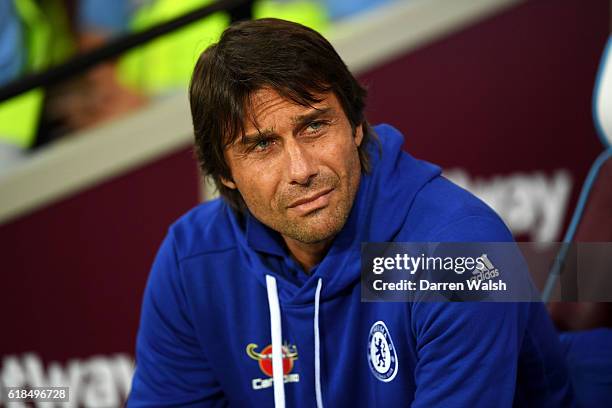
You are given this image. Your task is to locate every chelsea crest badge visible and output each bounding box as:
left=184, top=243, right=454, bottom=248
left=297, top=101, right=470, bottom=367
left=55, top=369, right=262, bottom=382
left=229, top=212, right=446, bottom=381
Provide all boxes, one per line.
left=367, top=320, right=398, bottom=382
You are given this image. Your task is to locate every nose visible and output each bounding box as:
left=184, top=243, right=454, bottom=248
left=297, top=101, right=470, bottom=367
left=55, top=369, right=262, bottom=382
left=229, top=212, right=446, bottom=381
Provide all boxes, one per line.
left=285, top=140, right=318, bottom=185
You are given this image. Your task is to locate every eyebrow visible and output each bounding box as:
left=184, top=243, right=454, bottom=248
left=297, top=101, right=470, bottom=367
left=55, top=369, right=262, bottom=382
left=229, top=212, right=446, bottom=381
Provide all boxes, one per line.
left=238, top=107, right=336, bottom=145
left=292, top=107, right=334, bottom=128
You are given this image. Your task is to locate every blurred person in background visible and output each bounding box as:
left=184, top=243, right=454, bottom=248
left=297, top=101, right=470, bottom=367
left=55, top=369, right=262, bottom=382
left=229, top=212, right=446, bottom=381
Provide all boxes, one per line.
left=0, top=0, right=73, bottom=170
left=0, top=0, right=143, bottom=172
left=50, top=0, right=145, bottom=132
left=0, top=0, right=23, bottom=170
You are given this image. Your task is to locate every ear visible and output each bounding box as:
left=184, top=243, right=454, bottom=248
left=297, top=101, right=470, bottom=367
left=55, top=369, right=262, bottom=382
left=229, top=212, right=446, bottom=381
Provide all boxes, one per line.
left=354, top=124, right=364, bottom=147
left=220, top=176, right=237, bottom=190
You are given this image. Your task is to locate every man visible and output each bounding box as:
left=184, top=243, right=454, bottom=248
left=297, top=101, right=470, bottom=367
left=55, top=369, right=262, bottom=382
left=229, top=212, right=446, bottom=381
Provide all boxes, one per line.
left=128, top=18, right=573, bottom=407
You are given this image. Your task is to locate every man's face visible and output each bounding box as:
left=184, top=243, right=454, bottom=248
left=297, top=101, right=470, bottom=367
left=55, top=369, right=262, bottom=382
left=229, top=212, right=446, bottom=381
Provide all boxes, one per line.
left=222, top=88, right=363, bottom=244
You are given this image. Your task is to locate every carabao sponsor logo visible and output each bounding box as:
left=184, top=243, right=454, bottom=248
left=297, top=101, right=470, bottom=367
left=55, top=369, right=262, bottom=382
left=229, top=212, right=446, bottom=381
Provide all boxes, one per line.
left=246, top=342, right=299, bottom=390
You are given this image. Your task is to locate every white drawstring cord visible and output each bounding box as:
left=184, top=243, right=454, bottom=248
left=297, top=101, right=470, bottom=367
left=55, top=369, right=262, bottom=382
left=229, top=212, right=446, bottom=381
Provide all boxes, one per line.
left=266, top=276, right=324, bottom=408
left=314, top=278, right=324, bottom=408
left=266, top=275, right=285, bottom=408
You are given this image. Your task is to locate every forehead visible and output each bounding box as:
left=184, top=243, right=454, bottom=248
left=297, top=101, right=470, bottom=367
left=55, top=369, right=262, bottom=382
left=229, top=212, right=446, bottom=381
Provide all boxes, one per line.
left=243, top=88, right=341, bottom=131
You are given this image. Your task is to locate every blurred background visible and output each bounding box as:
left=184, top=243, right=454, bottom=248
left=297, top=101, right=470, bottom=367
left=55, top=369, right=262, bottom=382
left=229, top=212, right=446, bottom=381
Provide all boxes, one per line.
left=0, top=0, right=610, bottom=406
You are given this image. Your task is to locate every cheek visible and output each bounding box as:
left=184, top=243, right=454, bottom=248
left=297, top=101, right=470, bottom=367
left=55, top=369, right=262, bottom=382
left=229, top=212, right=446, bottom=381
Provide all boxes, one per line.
left=337, top=144, right=362, bottom=194
left=330, top=139, right=361, bottom=176
left=234, top=169, right=281, bottom=210
left=316, top=132, right=357, bottom=162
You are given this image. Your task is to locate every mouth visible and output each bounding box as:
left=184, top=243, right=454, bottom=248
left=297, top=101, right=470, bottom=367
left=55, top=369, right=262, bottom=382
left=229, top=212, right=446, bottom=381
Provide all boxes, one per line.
left=287, top=188, right=334, bottom=214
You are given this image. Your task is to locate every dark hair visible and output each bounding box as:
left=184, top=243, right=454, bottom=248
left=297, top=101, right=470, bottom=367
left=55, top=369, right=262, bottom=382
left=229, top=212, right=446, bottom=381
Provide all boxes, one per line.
left=189, top=18, right=376, bottom=211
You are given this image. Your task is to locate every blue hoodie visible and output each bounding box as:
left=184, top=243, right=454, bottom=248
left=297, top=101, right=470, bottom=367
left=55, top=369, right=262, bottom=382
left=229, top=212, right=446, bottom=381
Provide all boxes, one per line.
left=128, top=124, right=573, bottom=407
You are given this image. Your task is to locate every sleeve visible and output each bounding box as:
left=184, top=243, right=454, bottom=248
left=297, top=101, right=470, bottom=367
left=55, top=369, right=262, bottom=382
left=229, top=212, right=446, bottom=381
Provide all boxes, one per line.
left=411, top=301, right=522, bottom=407
left=411, top=215, right=524, bottom=407
left=128, top=232, right=228, bottom=407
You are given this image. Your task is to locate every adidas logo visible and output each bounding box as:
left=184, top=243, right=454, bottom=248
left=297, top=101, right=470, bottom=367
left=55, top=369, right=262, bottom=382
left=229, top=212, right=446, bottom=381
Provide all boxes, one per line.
left=470, top=254, right=500, bottom=282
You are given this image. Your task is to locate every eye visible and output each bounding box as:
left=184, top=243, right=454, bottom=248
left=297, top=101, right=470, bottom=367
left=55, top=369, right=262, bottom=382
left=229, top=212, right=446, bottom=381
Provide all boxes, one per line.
left=308, top=121, right=323, bottom=131
left=252, top=138, right=274, bottom=152
left=305, top=120, right=328, bottom=134
left=255, top=139, right=270, bottom=149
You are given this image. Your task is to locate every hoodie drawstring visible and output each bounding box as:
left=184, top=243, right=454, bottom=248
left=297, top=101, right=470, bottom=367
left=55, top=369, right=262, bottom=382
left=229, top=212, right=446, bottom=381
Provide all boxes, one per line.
left=314, top=278, right=324, bottom=408
left=266, top=275, right=285, bottom=408
left=265, top=276, right=324, bottom=408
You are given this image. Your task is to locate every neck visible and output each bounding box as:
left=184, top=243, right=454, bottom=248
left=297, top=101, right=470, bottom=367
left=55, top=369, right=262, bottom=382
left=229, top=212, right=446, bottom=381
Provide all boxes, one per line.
left=283, top=236, right=333, bottom=273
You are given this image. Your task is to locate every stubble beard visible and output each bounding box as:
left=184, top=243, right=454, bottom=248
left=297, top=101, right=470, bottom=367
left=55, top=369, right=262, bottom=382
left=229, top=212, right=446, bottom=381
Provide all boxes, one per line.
left=279, top=196, right=351, bottom=243
left=272, top=170, right=360, bottom=244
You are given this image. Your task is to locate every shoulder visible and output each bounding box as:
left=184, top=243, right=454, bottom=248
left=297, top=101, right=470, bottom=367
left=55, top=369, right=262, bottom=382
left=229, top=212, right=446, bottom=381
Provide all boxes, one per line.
left=403, top=175, right=513, bottom=242
left=167, top=198, right=239, bottom=261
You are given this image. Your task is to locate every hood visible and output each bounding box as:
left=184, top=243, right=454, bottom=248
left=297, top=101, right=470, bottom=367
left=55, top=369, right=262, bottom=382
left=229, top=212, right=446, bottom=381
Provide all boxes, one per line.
left=228, top=123, right=441, bottom=305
